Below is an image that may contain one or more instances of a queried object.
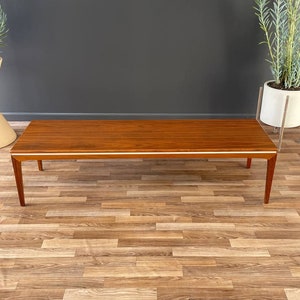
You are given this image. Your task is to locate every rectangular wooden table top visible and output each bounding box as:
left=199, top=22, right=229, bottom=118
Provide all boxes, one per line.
left=11, top=119, right=277, bottom=157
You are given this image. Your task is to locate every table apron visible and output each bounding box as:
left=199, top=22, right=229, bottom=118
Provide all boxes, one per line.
left=11, top=151, right=277, bottom=161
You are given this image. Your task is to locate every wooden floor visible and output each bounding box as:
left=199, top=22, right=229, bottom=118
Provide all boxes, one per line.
left=1, top=122, right=300, bottom=300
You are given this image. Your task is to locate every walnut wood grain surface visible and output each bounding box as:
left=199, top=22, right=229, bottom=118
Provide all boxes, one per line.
left=11, top=119, right=277, bottom=155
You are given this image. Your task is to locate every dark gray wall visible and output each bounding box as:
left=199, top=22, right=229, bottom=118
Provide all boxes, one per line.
left=0, top=0, right=268, bottom=120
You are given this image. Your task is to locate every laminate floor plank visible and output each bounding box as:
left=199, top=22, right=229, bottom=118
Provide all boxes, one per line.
left=103, top=276, right=232, bottom=289
left=1, top=123, right=300, bottom=299
left=63, top=288, right=157, bottom=300
left=157, top=288, right=287, bottom=300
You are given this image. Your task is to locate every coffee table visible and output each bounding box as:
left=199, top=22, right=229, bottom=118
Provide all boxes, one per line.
left=10, top=119, right=277, bottom=206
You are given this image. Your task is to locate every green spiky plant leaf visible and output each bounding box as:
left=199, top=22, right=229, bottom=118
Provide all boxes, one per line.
left=0, top=5, right=8, bottom=51
left=254, top=0, right=300, bottom=89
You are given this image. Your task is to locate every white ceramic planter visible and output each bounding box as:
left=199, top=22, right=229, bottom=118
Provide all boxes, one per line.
left=260, top=81, right=300, bottom=128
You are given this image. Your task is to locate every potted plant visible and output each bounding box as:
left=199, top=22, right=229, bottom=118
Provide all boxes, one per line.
left=0, top=4, right=16, bottom=148
left=254, top=0, right=300, bottom=128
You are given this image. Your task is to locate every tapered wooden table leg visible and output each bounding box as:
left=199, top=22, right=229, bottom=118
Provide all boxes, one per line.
left=264, top=154, right=277, bottom=204
left=246, top=158, right=252, bottom=169
left=11, top=156, right=25, bottom=206
left=37, top=160, right=43, bottom=171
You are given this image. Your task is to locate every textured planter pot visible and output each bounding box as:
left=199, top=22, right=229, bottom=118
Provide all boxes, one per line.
left=0, top=114, right=17, bottom=148
left=260, top=81, right=300, bottom=128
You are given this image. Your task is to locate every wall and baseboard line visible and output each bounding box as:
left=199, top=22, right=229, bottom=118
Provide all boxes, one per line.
left=3, top=113, right=256, bottom=121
